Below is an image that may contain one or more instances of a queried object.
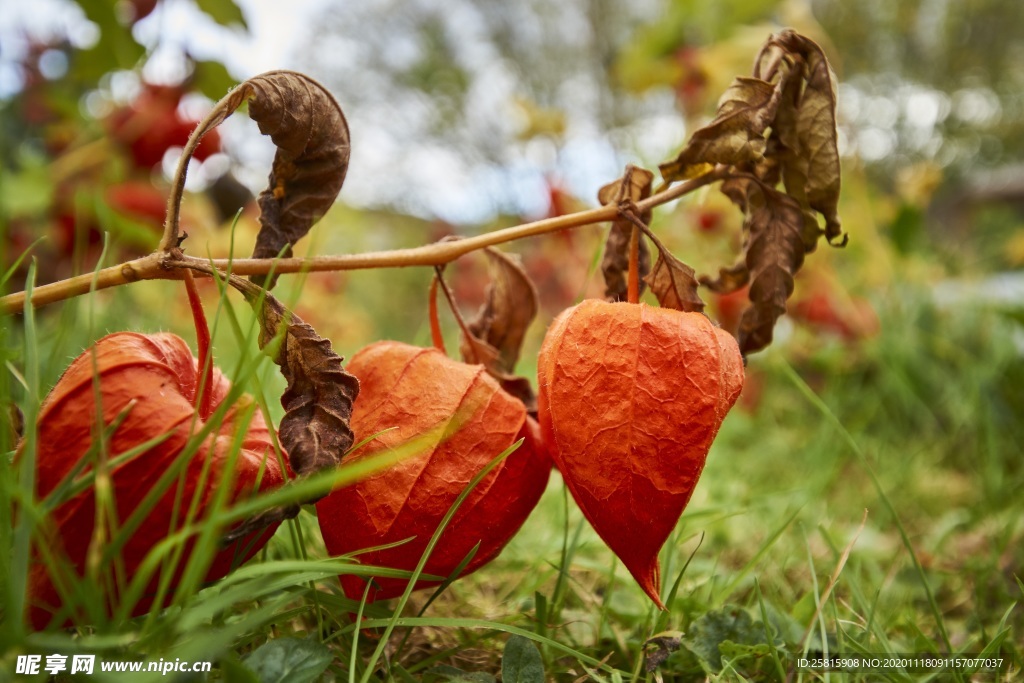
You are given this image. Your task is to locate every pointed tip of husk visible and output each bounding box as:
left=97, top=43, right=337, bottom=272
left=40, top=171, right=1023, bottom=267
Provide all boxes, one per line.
left=629, top=557, right=666, bottom=610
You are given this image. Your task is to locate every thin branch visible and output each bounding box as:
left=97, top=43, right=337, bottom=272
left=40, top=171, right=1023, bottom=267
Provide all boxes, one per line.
left=1, top=167, right=728, bottom=316
left=160, top=85, right=252, bottom=252
left=1, top=254, right=172, bottom=314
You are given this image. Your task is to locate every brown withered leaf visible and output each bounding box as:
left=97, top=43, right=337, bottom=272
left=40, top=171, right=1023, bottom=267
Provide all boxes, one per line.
left=459, top=248, right=539, bottom=412
left=598, top=166, right=653, bottom=302
left=181, top=71, right=349, bottom=289
left=643, top=249, right=705, bottom=313
left=245, top=72, right=350, bottom=286
left=659, top=77, right=783, bottom=182
left=757, top=31, right=845, bottom=246
left=219, top=275, right=358, bottom=480
left=461, top=248, right=538, bottom=374
left=720, top=177, right=806, bottom=354
left=644, top=633, right=684, bottom=673
left=182, top=270, right=358, bottom=543
left=699, top=261, right=749, bottom=294
left=254, top=297, right=358, bottom=477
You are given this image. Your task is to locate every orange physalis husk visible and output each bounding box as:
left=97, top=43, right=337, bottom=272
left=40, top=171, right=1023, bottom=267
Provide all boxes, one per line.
left=537, top=299, right=743, bottom=608
left=316, top=341, right=550, bottom=603
left=25, top=332, right=287, bottom=629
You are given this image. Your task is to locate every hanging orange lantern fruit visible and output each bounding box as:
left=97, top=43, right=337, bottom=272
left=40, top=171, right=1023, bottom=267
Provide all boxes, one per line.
left=537, top=299, right=743, bottom=608
left=317, top=341, right=549, bottom=603
left=24, top=276, right=287, bottom=629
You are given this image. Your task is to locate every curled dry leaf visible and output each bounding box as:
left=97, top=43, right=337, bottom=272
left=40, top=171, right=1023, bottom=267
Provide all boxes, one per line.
left=659, top=30, right=842, bottom=246
left=170, top=71, right=349, bottom=288
left=717, top=177, right=807, bottom=355
left=656, top=29, right=846, bottom=355
left=643, top=249, right=705, bottom=314
left=231, top=278, right=359, bottom=478
left=659, top=77, right=783, bottom=182
left=635, top=220, right=706, bottom=313
left=699, top=262, right=749, bottom=295
left=213, top=274, right=359, bottom=541
left=598, top=166, right=653, bottom=302
left=757, top=31, right=845, bottom=246
left=459, top=248, right=539, bottom=411
left=244, top=72, right=350, bottom=285
left=644, top=633, right=684, bottom=673
left=460, top=249, right=537, bottom=373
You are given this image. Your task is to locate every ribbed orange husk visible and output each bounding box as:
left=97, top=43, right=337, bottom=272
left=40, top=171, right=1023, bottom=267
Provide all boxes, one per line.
left=537, top=300, right=743, bottom=608
left=24, top=332, right=286, bottom=629
left=316, top=341, right=550, bottom=603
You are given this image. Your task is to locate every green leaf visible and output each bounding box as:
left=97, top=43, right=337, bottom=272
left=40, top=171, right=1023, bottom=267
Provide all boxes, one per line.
left=501, top=635, right=545, bottom=683
left=242, top=637, right=333, bottom=683
left=758, top=600, right=805, bottom=646
left=682, top=606, right=767, bottom=674
left=716, top=643, right=770, bottom=671
left=195, top=0, right=248, bottom=28
left=219, top=656, right=262, bottom=683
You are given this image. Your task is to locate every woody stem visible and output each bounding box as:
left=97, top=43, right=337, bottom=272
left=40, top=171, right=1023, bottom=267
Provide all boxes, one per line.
left=433, top=268, right=489, bottom=364
left=183, top=269, right=214, bottom=418
left=1, top=167, right=729, bottom=315
left=627, top=223, right=640, bottom=305
left=428, top=270, right=447, bottom=354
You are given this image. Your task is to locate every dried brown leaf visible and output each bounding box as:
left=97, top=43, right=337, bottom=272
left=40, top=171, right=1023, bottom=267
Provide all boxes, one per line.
left=659, top=77, right=782, bottom=182
left=699, top=261, right=750, bottom=294
left=459, top=248, right=539, bottom=412
left=245, top=72, right=350, bottom=286
left=758, top=31, right=845, bottom=245
left=650, top=30, right=846, bottom=354
left=720, top=177, right=806, bottom=354
left=597, top=165, right=654, bottom=208
left=460, top=248, right=538, bottom=374
left=598, top=166, right=653, bottom=302
left=228, top=277, right=359, bottom=479
left=643, top=249, right=705, bottom=313
left=644, top=633, right=684, bottom=673
left=183, top=71, right=350, bottom=288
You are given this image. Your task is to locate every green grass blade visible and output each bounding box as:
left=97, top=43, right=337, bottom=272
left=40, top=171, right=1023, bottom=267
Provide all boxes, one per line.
left=10, top=260, right=40, bottom=634
left=351, top=617, right=620, bottom=675
left=779, top=359, right=957, bottom=665
left=360, top=439, right=523, bottom=683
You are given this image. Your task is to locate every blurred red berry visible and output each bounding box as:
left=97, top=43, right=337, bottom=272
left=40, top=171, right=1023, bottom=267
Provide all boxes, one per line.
left=789, top=292, right=880, bottom=341
left=106, top=181, right=168, bottom=227
left=711, top=285, right=749, bottom=335
left=696, top=209, right=723, bottom=233
left=108, top=83, right=220, bottom=170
